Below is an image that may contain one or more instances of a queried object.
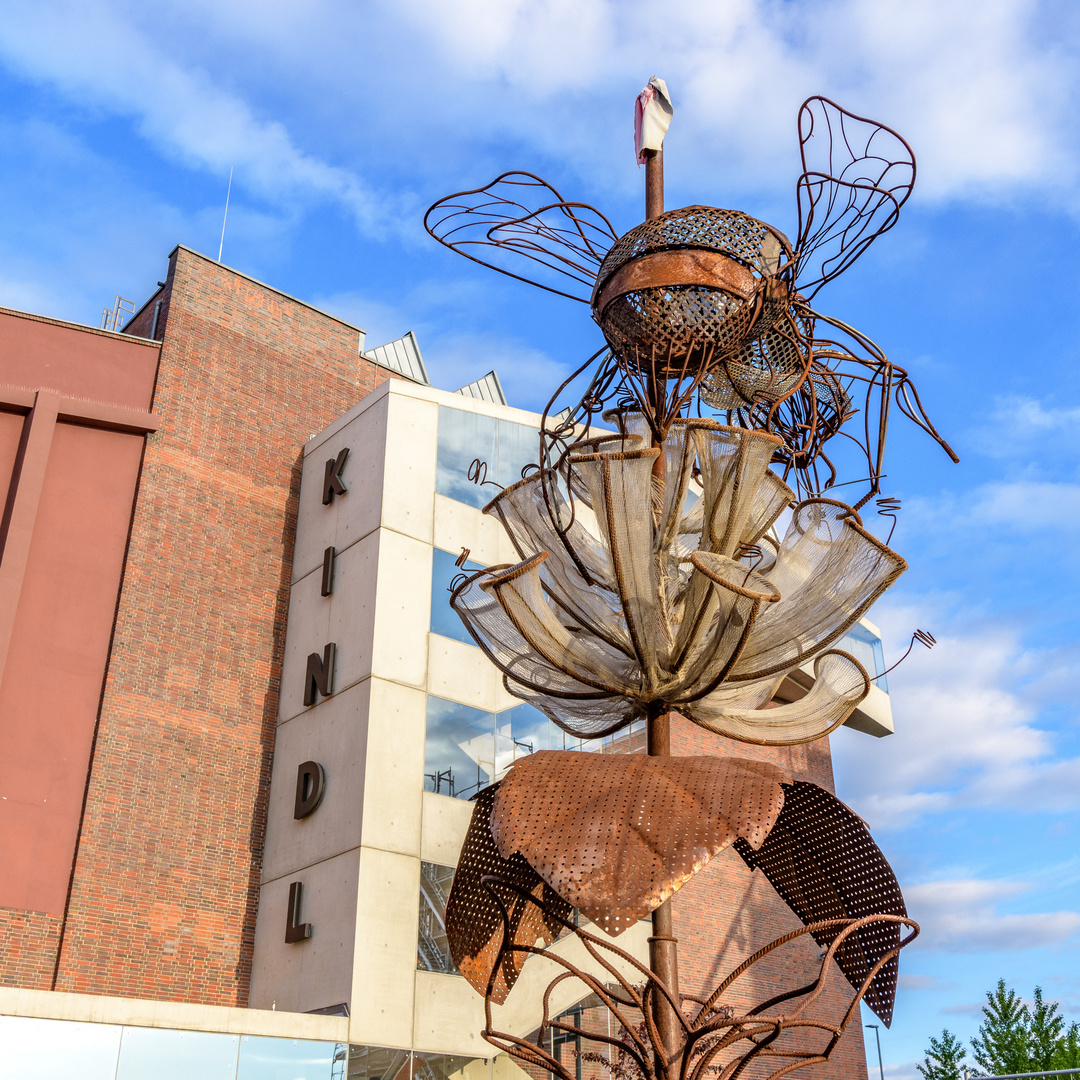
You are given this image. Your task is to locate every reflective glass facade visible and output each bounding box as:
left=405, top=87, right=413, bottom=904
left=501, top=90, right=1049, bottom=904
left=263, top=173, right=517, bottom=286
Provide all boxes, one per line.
left=0, top=1016, right=342, bottom=1080
left=424, top=696, right=645, bottom=801
left=417, top=861, right=456, bottom=974
left=435, top=406, right=539, bottom=509
left=430, top=547, right=485, bottom=645
left=838, top=622, right=888, bottom=691
left=0, top=1018, right=521, bottom=1080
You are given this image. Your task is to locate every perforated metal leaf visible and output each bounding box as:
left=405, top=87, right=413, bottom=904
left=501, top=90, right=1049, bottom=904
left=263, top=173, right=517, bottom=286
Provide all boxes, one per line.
left=445, top=784, right=573, bottom=1003
left=491, top=751, right=790, bottom=935
left=734, top=780, right=906, bottom=1025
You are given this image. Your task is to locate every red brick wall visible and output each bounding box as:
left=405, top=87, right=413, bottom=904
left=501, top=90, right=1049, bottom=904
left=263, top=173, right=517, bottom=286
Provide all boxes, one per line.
left=53, top=247, right=397, bottom=1003
left=0, top=908, right=63, bottom=989
left=670, top=717, right=869, bottom=1080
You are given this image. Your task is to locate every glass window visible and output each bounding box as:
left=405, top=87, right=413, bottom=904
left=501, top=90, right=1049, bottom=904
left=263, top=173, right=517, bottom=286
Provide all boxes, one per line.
left=417, top=861, right=456, bottom=974
left=495, top=702, right=552, bottom=780
left=236, top=1035, right=341, bottom=1079
left=436, top=407, right=499, bottom=508
left=838, top=622, right=888, bottom=692
left=425, top=696, right=646, bottom=801
left=430, top=548, right=485, bottom=645
left=0, top=1016, right=122, bottom=1080
left=346, top=1044, right=412, bottom=1080
left=424, top=697, right=495, bottom=800
left=436, top=406, right=540, bottom=509
left=494, top=418, right=539, bottom=489
left=115, top=1028, right=240, bottom=1080
left=414, top=1051, right=490, bottom=1080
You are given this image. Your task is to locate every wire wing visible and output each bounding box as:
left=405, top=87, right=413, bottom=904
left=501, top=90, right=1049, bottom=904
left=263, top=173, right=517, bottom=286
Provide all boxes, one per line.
left=424, top=171, right=619, bottom=303
left=794, top=97, right=916, bottom=299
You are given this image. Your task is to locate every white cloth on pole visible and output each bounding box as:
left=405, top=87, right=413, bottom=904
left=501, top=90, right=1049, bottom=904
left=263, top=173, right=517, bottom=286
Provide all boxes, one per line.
left=634, top=76, right=673, bottom=163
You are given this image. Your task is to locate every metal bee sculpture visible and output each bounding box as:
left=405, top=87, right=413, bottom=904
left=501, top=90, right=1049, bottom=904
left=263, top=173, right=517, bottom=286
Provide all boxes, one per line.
left=426, top=92, right=957, bottom=507
left=424, top=84, right=946, bottom=1080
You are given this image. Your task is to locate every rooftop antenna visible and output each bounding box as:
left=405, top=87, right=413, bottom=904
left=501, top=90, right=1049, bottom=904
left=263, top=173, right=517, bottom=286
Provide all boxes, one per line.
left=218, top=166, right=233, bottom=262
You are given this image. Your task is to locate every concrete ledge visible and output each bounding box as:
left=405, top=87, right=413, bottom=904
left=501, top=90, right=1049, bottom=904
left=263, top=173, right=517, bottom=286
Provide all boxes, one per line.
left=0, top=987, right=349, bottom=1043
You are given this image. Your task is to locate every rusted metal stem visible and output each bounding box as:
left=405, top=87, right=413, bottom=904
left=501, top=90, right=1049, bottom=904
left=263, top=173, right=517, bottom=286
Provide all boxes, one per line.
left=644, top=147, right=664, bottom=221
left=647, top=700, right=681, bottom=1075
left=644, top=147, right=668, bottom=458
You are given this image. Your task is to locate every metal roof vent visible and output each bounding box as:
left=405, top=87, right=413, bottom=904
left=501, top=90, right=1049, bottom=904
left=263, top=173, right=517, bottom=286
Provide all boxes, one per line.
left=361, top=330, right=430, bottom=385
left=454, top=370, right=507, bottom=406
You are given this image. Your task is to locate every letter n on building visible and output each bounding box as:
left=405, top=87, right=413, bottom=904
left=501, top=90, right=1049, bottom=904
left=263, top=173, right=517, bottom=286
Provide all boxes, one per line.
left=303, top=643, right=336, bottom=706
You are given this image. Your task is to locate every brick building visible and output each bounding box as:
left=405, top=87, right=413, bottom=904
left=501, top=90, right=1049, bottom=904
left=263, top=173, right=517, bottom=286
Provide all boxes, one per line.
left=0, top=246, right=891, bottom=1079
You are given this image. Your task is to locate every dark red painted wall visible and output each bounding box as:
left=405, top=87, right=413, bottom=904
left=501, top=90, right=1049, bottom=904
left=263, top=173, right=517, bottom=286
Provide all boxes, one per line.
left=0, top=309, right=160, bottom=988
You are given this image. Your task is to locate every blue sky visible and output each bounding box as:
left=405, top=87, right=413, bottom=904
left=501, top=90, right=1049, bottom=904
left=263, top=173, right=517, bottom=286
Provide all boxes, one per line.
left=1, top=0, right=1078, bottom=1074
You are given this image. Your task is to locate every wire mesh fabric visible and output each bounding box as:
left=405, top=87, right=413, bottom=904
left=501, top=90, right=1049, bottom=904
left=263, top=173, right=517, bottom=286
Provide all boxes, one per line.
left=592, top=207, right=793, bottom=381
left=450, top=420, right=902, bottom=744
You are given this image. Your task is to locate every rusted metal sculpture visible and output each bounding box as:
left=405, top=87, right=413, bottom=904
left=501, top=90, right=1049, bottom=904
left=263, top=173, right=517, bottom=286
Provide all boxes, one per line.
left=477, top=891, right=918, bottom=1080
left=452, top=421, right=899, bottom=743
left=425, top=96, right=957, bottom=508
left=427, top=83, right=932, bottom=1080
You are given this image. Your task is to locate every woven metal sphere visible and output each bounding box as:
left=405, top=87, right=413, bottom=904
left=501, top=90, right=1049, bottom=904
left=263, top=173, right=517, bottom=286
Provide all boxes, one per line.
left=591, top=206, right=792, bottom=377
left=700, top=309, right=812, bottom=410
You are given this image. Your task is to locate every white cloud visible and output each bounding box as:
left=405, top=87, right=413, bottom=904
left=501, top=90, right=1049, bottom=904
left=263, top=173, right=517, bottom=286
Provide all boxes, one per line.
left=386, top=0, right=1080, bottom=203
left=904, top=878, right=1080, bottom=953
left=994, top=396, right=1080, bottom=434
left=904, top=476, right=1080, bottom=540
left=970, top=396, right=1080, bottom=460
left=832, top=597, right=1080, bottom=827
left=1, top=0, right=1077, bottom=236
left=966, top=481, right=1080, bottom=530
left=897, top=973, right=957, bottom=991
left=0, top=0, right=409, bottom=235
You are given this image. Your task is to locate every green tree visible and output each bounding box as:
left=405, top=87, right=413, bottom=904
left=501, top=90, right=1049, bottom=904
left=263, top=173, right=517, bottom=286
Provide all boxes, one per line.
left=1054, top=1022, right=1080, bottom=1070
left=1028, top=987, right=1066, bottom=1072
left=918, top=1029, right=968, bottom=1080
left=971, top=980, right=1031, bottom=1076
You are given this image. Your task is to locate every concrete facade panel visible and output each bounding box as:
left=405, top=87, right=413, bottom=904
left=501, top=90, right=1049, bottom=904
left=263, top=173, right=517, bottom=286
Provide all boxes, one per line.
left=260, top=679, right=371, bottom=885
left=427, top=633, right=520, bottom=713
left=348, top=846, right=421, bottom=1050
left=370, top=530, right=432, bottom=689
left=432, top=493, right=517, bottom=567
left=291, top=393, right=388, bottom=585
left=358, top=679, right=426, bottom=859
left=380, top=393, right=438, bottom=545
left=247, top=848, right=360, bottom=1014
left=278, top=534, right=380, bottom=723
left=418, top=791, right=473, bottom=867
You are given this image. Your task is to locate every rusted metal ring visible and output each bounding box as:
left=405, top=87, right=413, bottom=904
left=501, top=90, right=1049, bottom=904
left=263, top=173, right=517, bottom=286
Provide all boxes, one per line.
left=592, top=248, right=760, bottom=315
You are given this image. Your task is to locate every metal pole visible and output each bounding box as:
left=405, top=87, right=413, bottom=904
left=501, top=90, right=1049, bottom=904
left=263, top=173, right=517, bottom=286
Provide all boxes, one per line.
left=218, top=166, right=233, bottom=263
left=642, top=142, right=680, bottom=1076
left=644, top=147, right=664, bottom=221
left=647, top=702, right=680, bottom=1076
left=866, top=1023, right=884, bottom=1080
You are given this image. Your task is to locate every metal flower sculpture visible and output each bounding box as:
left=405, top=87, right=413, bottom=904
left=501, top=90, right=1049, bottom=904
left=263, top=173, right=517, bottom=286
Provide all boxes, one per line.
left=426, top=95, right=957, bottom=505
left=427, top=84, right=940, bottom=1080
left=453, top=418, right=902, bottom=746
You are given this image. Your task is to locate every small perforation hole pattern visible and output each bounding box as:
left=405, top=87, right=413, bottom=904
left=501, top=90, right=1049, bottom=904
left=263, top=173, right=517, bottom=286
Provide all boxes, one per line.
left=734, top=781, right=907, bottom=1025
